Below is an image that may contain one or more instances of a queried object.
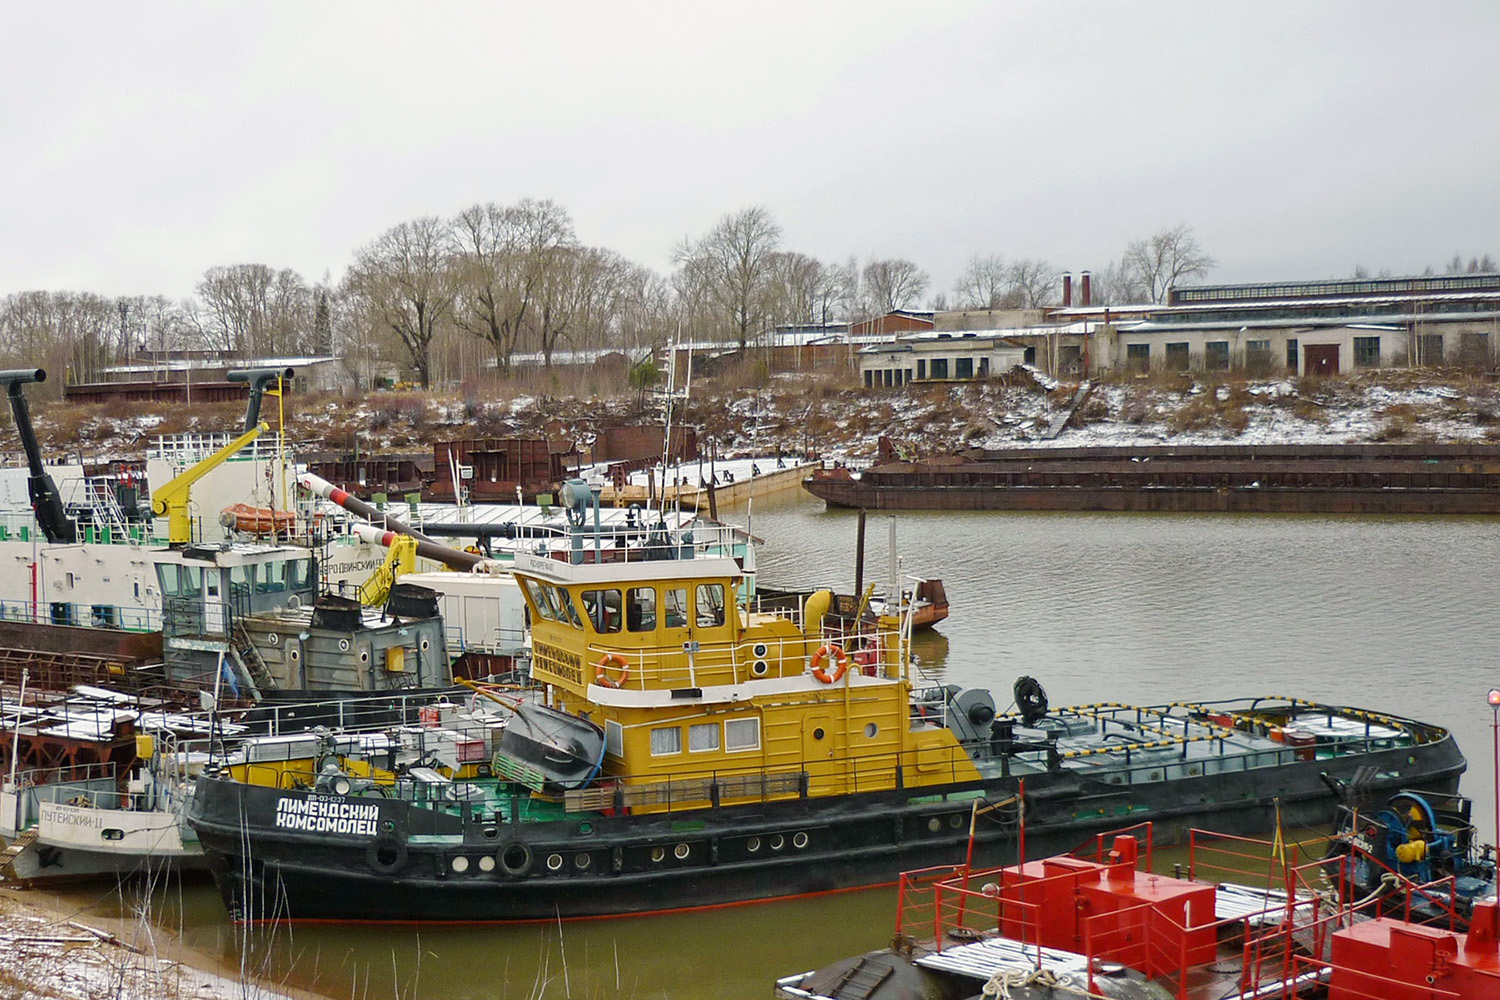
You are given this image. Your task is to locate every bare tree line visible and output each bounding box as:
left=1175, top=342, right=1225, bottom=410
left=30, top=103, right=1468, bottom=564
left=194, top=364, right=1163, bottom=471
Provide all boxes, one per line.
left=4, top=196, right=1490, bottom=390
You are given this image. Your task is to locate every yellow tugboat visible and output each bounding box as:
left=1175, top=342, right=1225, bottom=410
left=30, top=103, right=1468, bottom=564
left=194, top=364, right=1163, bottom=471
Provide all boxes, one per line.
left=186, top=529, right=1465, bottom=922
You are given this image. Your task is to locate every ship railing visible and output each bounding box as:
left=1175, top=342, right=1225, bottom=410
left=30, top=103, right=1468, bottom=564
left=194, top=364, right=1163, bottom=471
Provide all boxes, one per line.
left=1321, top=829, right=1471, bottom=930
left=28, top=779, right=182, bottom=815
left=0, top=597, right=159, bottom=632
left=1287, top=954, right=1458, bottom=1000
left=2, top=761, right=119, bottom=833
left=580, top=626, right=904, bottom=690
left=922, top=853, right=1332, bottom=999
left=564, top=743, right=986, bottom=817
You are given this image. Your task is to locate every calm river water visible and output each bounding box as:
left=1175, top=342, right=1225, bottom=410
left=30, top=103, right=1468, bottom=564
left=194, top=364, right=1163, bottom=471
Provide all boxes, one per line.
left=52, top=491, right=1500, bottom=999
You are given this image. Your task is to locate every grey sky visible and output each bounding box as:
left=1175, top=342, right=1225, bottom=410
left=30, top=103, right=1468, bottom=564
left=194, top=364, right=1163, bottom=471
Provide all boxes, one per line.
left=5, top=1, right=1498, bottom=301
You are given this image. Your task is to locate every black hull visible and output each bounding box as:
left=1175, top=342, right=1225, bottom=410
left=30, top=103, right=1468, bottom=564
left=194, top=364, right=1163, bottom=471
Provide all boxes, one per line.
left=189, top=733, right=1466, bottom=922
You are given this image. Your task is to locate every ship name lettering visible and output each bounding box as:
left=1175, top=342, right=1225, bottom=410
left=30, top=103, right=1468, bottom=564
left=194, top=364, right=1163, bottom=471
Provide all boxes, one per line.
left=274, top=795, right=381, bottom=837
left=533, top=642, right=583, bottom=684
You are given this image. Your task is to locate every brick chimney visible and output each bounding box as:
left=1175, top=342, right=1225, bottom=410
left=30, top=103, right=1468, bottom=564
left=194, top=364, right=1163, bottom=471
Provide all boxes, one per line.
left=1081, top=271, right=1092, bottom=307
left=1062, top=273, right=1073, bottom=307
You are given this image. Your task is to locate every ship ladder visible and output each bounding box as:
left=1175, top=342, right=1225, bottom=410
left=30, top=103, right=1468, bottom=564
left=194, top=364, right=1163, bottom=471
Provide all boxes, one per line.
left=87, top=478, right=132, bottom=538
left=825, top=956, right=894, bottom=1000
left=0, top=829, right=40, bottom=883
left=227, top=626, right=272, bottom=698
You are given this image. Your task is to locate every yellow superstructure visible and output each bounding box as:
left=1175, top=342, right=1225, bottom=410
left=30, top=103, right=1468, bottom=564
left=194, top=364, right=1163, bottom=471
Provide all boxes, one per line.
left=511, top=552, right=978, bottom=814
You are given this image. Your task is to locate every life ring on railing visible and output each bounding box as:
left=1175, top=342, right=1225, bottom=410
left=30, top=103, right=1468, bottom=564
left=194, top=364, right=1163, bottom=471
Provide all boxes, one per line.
left=810, top=644, right=849, bottom=684
left=595, top=652, right=630, bottom=689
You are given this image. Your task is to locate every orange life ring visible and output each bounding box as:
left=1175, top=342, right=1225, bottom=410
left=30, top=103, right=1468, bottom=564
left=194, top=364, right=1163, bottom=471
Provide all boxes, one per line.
left=810, top=644, right=850, bottom=684
left=595, top=653, right=630, bottom=688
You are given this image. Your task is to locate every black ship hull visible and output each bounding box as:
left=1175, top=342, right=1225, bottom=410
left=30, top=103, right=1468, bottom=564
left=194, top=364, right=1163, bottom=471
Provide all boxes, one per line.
left=189, top=730, right=1465, bottom=922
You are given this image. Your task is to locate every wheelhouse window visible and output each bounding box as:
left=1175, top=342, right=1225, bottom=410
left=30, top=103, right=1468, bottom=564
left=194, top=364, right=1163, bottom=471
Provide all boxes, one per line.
left=650, top=726, right=682, bottom=756
left=605, top=720, right=623, bottom=759
left=521, top=579, right=558, bottom=621
left=725, top=718, right=760, bottom=752
left=626, top=587, right=655, bottom=631
left=581, top=589, right=622, bottom=634
left=689, top=723, right=720, bottom=753
left=696, top=584, right=725, bottom=627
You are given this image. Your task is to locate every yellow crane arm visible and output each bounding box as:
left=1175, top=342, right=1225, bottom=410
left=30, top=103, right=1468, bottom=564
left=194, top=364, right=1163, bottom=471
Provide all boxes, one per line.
left=358, top=533, right=418, bottom=606
left=151, top=422, right=267, bottom=545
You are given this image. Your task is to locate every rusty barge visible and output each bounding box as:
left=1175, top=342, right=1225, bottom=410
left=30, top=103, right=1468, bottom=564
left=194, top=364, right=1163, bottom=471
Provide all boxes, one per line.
left=803, top=442, right=1500, bottom=514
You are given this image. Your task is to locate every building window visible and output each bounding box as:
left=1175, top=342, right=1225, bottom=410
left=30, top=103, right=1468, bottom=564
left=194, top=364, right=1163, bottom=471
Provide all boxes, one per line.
left=916, top=359, right=927, bottom=379
left=1165, top=343, right=1190, bottom=371
left=1245, top=340, right=1272, bottom=372
left=725, top=718, right=760, bottom=751
left=1126, top=344, right=1150, bottom=372
left=689, top=723, right=720, bottom=753
left=883, top=369, right=893, bottom=387
left=1205, top=341, right=1230, bottom=370
left=1286, top=339, right=1299, bottom=372
left=978, top=358, right=990, bottom=377
left=1353, top=336, right=1381, bottom=368
left=1418, top=334, right=1444, bottom=366
left=863, top=370, right=873, bottom=388
left=650, top=726, right=682, bottom=756
left=955, top=357, right=974, bottom=379
left=929, top=358, right=950, bottom=379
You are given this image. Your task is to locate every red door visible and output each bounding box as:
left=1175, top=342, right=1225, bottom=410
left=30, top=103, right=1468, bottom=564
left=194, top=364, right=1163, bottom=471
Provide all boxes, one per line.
left=1304, top=344, right=1340, bottom=376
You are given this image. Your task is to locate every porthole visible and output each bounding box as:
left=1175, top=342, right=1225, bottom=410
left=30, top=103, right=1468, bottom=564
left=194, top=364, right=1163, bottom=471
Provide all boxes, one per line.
left=289, top=648, right=300, bottom=663
left=751, top=659, right=769, bottom=677
left=864, top=723, right=878, bottom=739
left=578, top=821, right=593, bottom=835
left=338, top=638, right=351, bottom=652
left=478, top=855, right=496, bottom=872
left=268, top=633, right=280, bottom=646
left=928, top=818, right=942, bottom=832
left=574, top=853, right=591, bottom=870
left=792, top=832, right=809, bottom=849
left=770, top=834, right=785, bottom=851
left=651, top=846, right=666, bottom=863
left=420, top=639, right=431, bottom=651
left=483, top=827, right=499, bottom=840
left=949, top=815, right=964, bottom=830
left=813, top=727, right=825, bottom=741
left=674, top=843, right=690, bottom=859
left=746, top=836, right=761, bottom=853
left=359, top=650, right=370, bottom=663
left=451, top=856, right=470, bottom=873
left=752, top=642, right=768, bottom=658
left=546, top=853, right=564, bottom=871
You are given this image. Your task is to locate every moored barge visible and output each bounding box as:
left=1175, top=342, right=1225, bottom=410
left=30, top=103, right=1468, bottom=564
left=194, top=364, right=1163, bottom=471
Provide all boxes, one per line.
left=805, top=442, right=1500, bottom=514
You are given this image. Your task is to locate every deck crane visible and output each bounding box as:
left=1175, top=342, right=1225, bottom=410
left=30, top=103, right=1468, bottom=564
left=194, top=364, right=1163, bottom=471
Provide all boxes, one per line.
left=150, top=367, right=293, bottom=547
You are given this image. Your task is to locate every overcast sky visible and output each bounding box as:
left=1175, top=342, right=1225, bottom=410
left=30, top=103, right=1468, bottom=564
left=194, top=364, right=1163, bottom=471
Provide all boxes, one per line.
left=5, top=1, right=1498, bottom=302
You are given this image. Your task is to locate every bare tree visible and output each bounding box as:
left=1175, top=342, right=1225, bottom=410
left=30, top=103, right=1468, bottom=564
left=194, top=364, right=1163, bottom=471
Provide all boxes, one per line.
left=532, top=246, right=628, bottom=366
left=674, top=206, right=782, bottom=350
left=1118, top=224, right=1216, bottom=302
left=953, top=254, right=1014, bottom=309
left=1007, top=259, right=1060, bottom=308
left=193, top=264, right=313, bottom=357
left=449, top=199, right=576, bottom=374
left=344, top=217, right=454, bottom=388
left=862, top=258, right=929, bottom=314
